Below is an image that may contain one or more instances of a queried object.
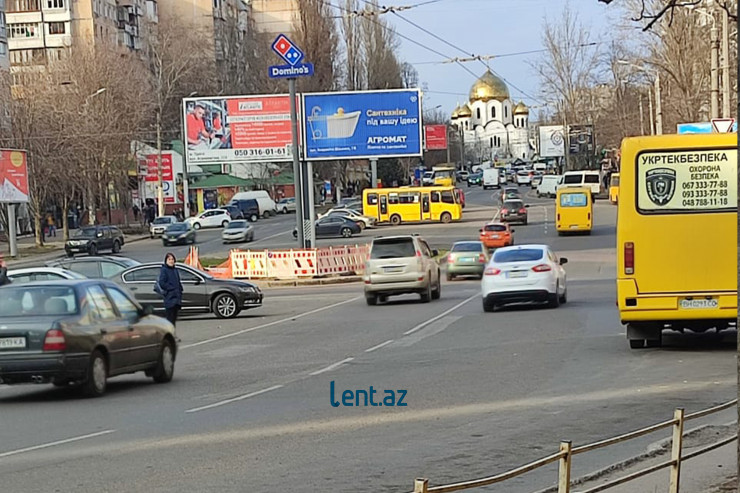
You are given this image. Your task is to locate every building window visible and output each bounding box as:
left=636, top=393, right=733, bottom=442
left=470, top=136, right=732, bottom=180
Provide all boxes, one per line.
left=491, top=106, right=496, bottom=119
left=8, top=0, right=40, bottom=12
left=0, top=42, right=7, bottom=57
left=48, top=22, right=64, bottom=34
left=9, top=23, right=39, bottom=38
left=46, top=0, right=64, bottom=8
left=489, top=138, right=493, bottom=148
left=504, top=105, right=508, bottom=118
left=476, top=108, right=480, bottom=120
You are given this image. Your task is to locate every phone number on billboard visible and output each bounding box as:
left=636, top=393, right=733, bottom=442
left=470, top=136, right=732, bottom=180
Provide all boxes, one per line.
left=234, top=147, right=290, bottom=158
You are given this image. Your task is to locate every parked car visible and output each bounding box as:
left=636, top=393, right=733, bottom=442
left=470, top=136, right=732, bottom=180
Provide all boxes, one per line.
left=65, top=226, right=125, bottom=257
left=222, top=205, right=245, bottom=220
left=185, top=208, right=231, bottom=230
left=500, top=200, right=529, bottom=225
left=114, top=263, right=263, bottom=319
left=229, top=199, right=260, bottom=222
left=162, top=222, right=197, bottom=246
left=479, top=222, right=515, bottom=250
left=47, top=256, right=141, bottom=279
left=516, top=170, right=533, bottom=185
left=293, top=216, right=362, bottom=239
left=321, top=208, right=376, bottom=229
left=230, top=190, right=277, bottom=217
left=363, top=235, right=441, bottom=305
left=481, top=244, right=568, bottom=312
left=467, top=171, right=483, bottom=187
left=338, top=198, right=363, bottom=211
left=222, top=220, right=254, bottom=244
left=149, top=216, right=177, bottom=238
left=0, top=279, right=177, bottom=396
left=277, top=197, right=296, bottom=214
left=6, top=267, right=87, bottom=283
left=446, top=241, right=489, bottom=281
left=457, top=170, right=469, bottom=182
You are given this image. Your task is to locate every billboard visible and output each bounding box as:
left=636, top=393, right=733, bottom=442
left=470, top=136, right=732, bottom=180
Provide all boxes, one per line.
left=677, top=121, right=738, bottom=134
left=183, top=95, right=299, bottom=165
left=424, top=124, right=448, bottom=150
left=0, top=149, right=29, bottom=203
left=539, top=125, right=565, bottom=157
left=139, top=153, right=176, bottom=204
left=302, top=89, right=422, bottom=160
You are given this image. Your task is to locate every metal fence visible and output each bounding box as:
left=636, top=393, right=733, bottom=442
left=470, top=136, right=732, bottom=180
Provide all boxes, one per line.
left=411, top=399, right=737, bottom=493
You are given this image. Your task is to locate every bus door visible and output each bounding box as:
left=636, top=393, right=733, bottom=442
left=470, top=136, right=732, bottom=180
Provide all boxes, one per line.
left=379, top=194, right=389, bottom=222
left=421, top=192, right=431, bottom=221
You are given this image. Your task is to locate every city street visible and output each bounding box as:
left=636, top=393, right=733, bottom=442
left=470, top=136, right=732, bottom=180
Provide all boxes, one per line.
left=0, top=185, right=734, bottom=492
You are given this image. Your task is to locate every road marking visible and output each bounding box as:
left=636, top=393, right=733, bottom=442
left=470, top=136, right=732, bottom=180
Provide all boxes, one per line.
left=364, top=339, right=394, bottom=353
left=0, top=430, right=116, bottom=459
left=185, top=385, right=284, bottom=414
left=251, top=229, right=292, bottom=244
left=404, top=294, right=477, bottom=336
left=181, top=296, right=362, bottom=349
left=309, top=357, right=354, bottom=376
left=392, top=316, right=462, bottom=348
left=542, top=205, right=549, bottom=235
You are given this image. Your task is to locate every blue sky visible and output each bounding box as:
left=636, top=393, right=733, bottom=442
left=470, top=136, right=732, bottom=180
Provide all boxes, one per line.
left=385, top=0, right=621, bottom=118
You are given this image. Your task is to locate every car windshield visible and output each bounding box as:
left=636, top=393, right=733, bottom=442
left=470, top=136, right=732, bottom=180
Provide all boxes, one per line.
left=0, top=286, right=78, bottom=317
left=74, top=227, right=97, bottom=238
left=504, top=201, right=524, bottom=209
left=484, top=224, right=507, bottom=232
left=451, top=242, right=483, bottom=252
left=371, top=238, right=416, bottom=259
left=227, top=220, right=248, bottom=229
left=493, top=248, right=544, bottom=263
left=167, top=223, right=187, bottom=232
left=153, top=217, right=172, bottom=224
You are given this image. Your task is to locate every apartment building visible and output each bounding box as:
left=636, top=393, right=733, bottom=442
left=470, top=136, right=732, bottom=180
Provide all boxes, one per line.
left=250, top=0, right=297, bottom=35
left=0, top=0, right=8, bottom=69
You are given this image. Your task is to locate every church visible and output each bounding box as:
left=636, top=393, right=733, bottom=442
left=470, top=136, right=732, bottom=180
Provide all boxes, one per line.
left=451, top=70, right=534, bottom=162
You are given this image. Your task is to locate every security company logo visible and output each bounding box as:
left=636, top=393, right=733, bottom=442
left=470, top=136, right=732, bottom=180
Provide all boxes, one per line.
left=645, top=168, right=676, bottom=206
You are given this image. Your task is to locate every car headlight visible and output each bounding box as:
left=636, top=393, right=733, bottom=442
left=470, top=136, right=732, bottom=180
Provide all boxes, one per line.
left=178, top=233, right=187, bottom=238
left=238, top=285, right=257, bottom=293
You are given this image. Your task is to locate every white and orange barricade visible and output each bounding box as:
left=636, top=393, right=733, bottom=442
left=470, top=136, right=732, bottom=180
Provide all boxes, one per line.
left=230, top=250, right=268, bottom=278
left=266, top=250, right=299, bottom=279
left=292, top=249, right=317, bottom=277
left=317, top=246, right=351, bottom=276
left=346, top=244, right=370, bottom=275
left=183, top=246, right=204, bottom=271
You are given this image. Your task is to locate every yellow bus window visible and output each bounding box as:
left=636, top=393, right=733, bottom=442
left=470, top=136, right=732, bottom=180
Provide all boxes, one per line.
left=388, top=193, right=399, bottom=204
left=441, top=190, right=455, bottom=204
left=367, top=193, right=378, bottom=205
left=560, top=193, right=588, bottom=207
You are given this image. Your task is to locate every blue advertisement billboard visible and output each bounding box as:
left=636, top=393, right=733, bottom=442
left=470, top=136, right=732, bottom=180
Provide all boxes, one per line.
left=302, top=89, right=423, bottom=160
left=677, top=121, right=737, bottom=134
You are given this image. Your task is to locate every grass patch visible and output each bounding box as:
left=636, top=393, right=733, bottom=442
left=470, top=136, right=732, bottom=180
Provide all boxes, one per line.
left=199, top=257, right=229, bottom=268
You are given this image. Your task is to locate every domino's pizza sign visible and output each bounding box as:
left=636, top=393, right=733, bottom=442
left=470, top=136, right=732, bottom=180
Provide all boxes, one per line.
left=269, top=34, right=313, bottom=79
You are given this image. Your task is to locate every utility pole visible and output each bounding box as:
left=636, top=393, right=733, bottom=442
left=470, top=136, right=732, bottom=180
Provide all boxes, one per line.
left=721, top=7, right=730, bottom=117
left=446, top=126, right=451, bottom=164
left=710, top=22, right=720, bottom=119
left=639, top=95, right=645, bottom=136
left=180, top=101, right=190, bottom=219
left=156, top=109, right=164, bottom=217
left=648, top=87, right=655, bottom=135
left=654, top=73, right=663, bottom=135
left=562, top=102, right=571, bottom=171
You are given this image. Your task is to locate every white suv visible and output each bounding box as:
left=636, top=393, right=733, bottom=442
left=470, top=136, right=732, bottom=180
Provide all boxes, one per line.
left=364, top=235, right=441, bottom=305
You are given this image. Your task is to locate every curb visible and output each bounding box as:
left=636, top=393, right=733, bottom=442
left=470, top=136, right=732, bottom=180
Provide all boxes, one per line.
left=253, top=275, right=363, bottom=288
left=531, top=422, right=737, bottom=493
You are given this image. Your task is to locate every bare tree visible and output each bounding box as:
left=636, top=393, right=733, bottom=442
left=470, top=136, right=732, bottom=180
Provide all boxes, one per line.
left=294, top=0, right=340, bottom=92
left=361, top=1, right=403, bottom=90
left=341, top=0, right=365, bottom=90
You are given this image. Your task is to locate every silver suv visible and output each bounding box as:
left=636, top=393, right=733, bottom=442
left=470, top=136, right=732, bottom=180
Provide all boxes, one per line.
left=364, top=235, right=441, bottom=305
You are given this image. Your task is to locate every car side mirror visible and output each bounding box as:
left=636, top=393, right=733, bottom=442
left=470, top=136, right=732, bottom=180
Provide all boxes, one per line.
left=478, top=229, right=483, bottom=233
left=96, top=232, right=103, bottom=238
left=432, top=249, right=439, bottom=257
left=142, top=304, right=154, bottom=316
left=559, top=257, right=568, bottom=265
left=525, top=204, right=530, bottom=208
left=511, top=229, right=516, bottom=233
left=194, top=278, right=201, bottom=285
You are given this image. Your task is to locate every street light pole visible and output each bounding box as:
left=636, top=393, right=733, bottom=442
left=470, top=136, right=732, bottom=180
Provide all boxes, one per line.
left=639, top=95, right=645, bottom=136
left=654, top=72, right=663, bottom=135
left=710, top=23, right=720, bottom=119
left=156, top=109, right=164, bottom=218
left=721, top=7, right=730, bottom=118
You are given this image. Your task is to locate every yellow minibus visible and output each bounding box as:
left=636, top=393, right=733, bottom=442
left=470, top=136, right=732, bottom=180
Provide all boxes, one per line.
left=556, top=186, right=593, bottom=235
left=363, top=186, right=462, bottom=225
left=609, top=172, right=620, bottom=204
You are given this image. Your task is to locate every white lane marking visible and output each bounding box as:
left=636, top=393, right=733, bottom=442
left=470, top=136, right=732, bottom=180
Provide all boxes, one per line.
left=250, top=229, right=292, bottom=244
left=404, top=293, right=478, bottom=336
left=181, top=296, right=362, bottom=349
left=309, top=357, right=354, bottom=376
left=185, top=385, right=284, bottom=414
left=542, top=205, right=549, bottom=235
left=0, top=430, right=116, bottom=459
left=391, top=316, right=462, bottom=348
left=364, top=339, right=394, bottom=353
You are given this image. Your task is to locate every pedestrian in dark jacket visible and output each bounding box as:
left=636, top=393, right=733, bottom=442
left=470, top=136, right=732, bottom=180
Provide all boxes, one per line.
left=0, top=256, right=11, bottom=286
left=158, top=252, right=183, bottom=326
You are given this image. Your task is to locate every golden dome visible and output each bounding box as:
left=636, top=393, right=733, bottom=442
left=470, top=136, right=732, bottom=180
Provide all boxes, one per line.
left=458, top=102, right=472, bottom=117
left=469, top=70, right=510, bottom=103
left=513, top=101, right=529, bottom=115
left=451, top=104, right=461, bottom=119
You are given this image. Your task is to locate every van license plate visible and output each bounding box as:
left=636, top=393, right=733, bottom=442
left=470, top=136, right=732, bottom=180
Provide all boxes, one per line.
left=680, top=298, right=718, bottom=309
left=0, top=337, right=26, bottom=349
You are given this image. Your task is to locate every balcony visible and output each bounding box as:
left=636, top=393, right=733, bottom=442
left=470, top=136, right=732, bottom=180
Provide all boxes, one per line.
left=44, top=32, right=70, bottom=48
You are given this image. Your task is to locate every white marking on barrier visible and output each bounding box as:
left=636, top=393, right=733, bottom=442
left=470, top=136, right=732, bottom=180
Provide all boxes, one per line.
left=364, top=339, right=394, bottom=353
left=404, top=294, right=477, bottom=336
left=0, top=430, right=116, bottom=459
left=309, top=357, right=354, bottom=376
left=185, top=385, right=284, bottom=413
left=181, top=296, right=362, bottom=349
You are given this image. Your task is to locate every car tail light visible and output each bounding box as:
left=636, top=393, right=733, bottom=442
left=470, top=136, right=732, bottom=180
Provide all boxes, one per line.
left=519, top=208, right=526, bottom=214
left=557, top=213, right=560, bottom=221
left=624, top=242, right=634, bottom=274
left=532, top=264, right=552, bottom=272
left=447, top=253, right=456, bottom=263
left=484, top=267, right=501, bottom=276
left=415, top=250, right=422, bottom=257
left=587, top=212, right=591, bottom=220
left=502, top=209, right=508, bottom=214
left=43, top=329, right=66, bottom=351
left=478, top=254, right=486, bottom=263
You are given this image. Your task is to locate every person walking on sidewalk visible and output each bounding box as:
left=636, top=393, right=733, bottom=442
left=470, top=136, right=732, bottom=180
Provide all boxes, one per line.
left=46, top=214, right=56, bottom=237
left=157, top=252, right=183, bottom=327
left=0, top=256, right=12, bottom=286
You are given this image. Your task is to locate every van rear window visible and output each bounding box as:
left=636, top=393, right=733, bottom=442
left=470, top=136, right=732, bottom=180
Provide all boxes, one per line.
left=563, top=175, right=582, bottom=184
left=560, top=193, right=588, bottom=207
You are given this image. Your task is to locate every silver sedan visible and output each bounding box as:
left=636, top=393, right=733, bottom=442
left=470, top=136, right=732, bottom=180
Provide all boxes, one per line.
left=222, top=220, right=255, bottom=244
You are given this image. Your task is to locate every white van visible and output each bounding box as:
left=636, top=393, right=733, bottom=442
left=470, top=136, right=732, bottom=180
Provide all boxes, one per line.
left=230, top=190, right=278, bottom=217
left=559, top=170, right=601, bottom=197
left=482, top=168, right=501, bottom=189
left=537, top=175, right=561, bottom=198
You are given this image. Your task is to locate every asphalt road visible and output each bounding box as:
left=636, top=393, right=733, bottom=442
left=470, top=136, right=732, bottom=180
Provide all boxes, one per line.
left=0, top=184, right=735, bottom=493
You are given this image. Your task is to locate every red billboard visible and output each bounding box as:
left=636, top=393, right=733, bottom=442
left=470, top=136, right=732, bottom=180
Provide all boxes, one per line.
left=0, top=149, right=29, bottom=203
left=424, top=125, right=448, bottom=150
left=139, top=153, right=176, bottom=204
left=183, top=95, right=300, bottom=164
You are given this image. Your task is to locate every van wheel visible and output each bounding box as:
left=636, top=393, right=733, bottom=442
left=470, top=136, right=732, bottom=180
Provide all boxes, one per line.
left=250, top=214, right=258, bottom=222
left=440, top=212, right=452, bottom=224
left=390, top=214, right=402, bottom=226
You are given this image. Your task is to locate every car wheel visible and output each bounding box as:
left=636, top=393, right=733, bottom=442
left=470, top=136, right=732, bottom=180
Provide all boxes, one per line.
left=81, top=350, right=107, bottom=398
left=420, top=281, right=432, bottom=303
left=366, top=294, right=378, bottom=306
left=150, top=233, right=154, bottom=239
left=548, top=284, right=561, bottom=308
left=356, top=222, right=365, bottom=231
left=162, top=240, right=168, bottom=247
left=112, top=240, right=121, bottom=253
left=213, top=293, right=239, bottom=319
left=88, top=243, right=98, bottom=256
left=250, top=214, right=258, bottom=222
left=431, top=276, right=441, bottom=300
left=341, top=227, right=353, bottom=238
left=523, top=220, right=528, bottom=225
left=282, top=207, right=288, bottom=214
left=440, top=212, right=452, bottom=224
left=193, top=222, right=201, bottom=230
left=221, top=220, right=229, bottom=228
left=390, top=214, right=402, bottom=226
left=645, top=337, right=663, bottom=348
left=151, top=339, right=175, bottom=383
left=559, top=287, right=567, bottom=304
left=629, top=339, right=646, bottom=349
left=446, top=273, right=454, bottom=282
left=482, top=299, right=495, bottom=312
left=66, top=250, right=74, bottom=258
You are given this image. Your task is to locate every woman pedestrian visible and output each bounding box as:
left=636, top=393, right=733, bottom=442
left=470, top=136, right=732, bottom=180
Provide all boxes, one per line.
left=0, top=256, right=11, bottom=286
left=158, top=252, right=183, bottom=327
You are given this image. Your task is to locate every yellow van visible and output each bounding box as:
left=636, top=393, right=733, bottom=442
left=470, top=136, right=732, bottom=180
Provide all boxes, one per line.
left=556, top=186, right=593, bottom=235
left=617, top=133, right=737, bottom=348
left=609, top=172, right=620, bottom=204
